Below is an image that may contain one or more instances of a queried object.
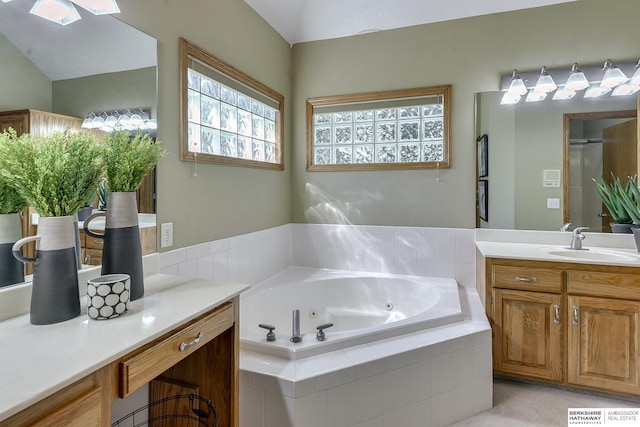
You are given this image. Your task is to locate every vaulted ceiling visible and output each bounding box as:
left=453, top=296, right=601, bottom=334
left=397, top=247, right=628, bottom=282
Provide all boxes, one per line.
left=244, top=0, right=577, bottom=45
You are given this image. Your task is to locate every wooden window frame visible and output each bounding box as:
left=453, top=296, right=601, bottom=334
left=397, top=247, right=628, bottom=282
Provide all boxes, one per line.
left=306, top=85, right=451, bottom=171
left=179, top=38, right=284, bottom=170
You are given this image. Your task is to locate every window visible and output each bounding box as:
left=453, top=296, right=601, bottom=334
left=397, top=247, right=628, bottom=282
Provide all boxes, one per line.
left=306, top=86, right=451, bottom=171
left=180, top=38, right=284, bottom=170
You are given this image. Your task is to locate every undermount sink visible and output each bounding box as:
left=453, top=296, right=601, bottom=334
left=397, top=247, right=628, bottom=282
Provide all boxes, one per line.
left=540, top=247, right=640, bottom=263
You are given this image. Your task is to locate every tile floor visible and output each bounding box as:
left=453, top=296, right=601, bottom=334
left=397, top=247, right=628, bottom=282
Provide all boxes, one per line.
left=452, top=378, right=640, bottom=426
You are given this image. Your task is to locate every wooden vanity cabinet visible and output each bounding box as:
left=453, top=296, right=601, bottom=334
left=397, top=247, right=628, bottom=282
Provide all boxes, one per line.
left=490, top=264, right=564, bottom=381
left=566, top=271, right=640, bottom=395
left=0, top=296, right=240, bottom=427
left=486, top=258, right=640, bottom=397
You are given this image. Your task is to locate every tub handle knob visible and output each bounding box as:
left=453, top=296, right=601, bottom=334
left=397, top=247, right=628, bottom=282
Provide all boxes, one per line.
left=258, top=324, right=276, bottom=341
left=316, top=323, right=334, bottom=341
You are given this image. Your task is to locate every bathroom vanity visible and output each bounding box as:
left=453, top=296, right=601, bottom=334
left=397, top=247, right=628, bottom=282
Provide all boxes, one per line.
left=0, top=274, right=248, bottom=426
left=477, top=236, right=640, bottom=397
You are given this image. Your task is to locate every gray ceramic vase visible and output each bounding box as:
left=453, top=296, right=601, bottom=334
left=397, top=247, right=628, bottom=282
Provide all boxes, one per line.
left=0, top=213, right=24, bottom=288
left=84, top=192, right=144, bottom=300
left=12, top=215, right=80, bottom=325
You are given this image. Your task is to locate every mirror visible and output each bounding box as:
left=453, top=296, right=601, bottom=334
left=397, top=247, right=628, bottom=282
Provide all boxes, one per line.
left=0, top=2, right=158, bottom=288
left=475, top=90, right=637, bottom=231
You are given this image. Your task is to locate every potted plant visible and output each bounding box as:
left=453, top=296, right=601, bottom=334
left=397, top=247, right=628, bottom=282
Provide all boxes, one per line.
left=593, top=173, right=633, bottom=233
left=0, top=129, right=104, bottom=324
left=84, top=131, right=166, bottom=301
left=615, top=175, right=640, bottom=250
left=0, top=175, right=28, bottom=287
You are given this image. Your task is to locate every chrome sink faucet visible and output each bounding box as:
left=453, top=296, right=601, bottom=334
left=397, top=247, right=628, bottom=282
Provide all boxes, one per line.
left=568, top=227, right=589, bottom=250
left=291, top=309, right=302, bottom=343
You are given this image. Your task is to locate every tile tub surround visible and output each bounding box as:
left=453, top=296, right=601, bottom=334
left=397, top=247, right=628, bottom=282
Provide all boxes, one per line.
left=239, top=286, right=491, bottom=427
left=158, top=224, right=486, bottom=426
left=159, top=224, right=477, bottom=289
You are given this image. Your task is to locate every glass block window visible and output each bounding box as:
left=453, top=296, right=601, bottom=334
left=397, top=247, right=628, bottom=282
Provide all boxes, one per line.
left=180, top=38, right=284, bottom=170
left=307, top=86, right=451, bottom=171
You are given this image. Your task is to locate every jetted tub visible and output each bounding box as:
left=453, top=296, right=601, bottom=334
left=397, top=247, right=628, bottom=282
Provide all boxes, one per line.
left=240, top=267, right=464, bottom=359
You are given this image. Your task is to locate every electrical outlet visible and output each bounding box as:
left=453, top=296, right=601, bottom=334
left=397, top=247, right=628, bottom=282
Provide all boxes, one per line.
left=160, top=222, right=173, bottom=248
left=547, top=198, right=560, bottom=209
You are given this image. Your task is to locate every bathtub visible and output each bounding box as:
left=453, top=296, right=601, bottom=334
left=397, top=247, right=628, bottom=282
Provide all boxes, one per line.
left=240, top=267, right=464, bottom=360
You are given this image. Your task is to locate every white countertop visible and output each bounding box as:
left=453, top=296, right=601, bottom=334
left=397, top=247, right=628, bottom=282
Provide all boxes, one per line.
left=476, top=241, right=640, bottom=267
left=0, top=274, right=249, bottom=422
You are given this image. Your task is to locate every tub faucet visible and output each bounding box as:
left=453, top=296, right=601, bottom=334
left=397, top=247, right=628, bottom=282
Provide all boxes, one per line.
left=568, top=227, right=589, bottom=250
left=291, top=309, right=302, bottom=343
left=316, top=323, right=334, bottom=341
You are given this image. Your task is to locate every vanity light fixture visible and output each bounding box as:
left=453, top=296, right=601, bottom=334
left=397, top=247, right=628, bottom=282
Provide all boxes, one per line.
left=564, top=63, right=590, bottom=91
left=533, top=66, right=557, bottom=93
left=71, top=0, right=119, bottom=15
left=525, top=89, right=547, bottom=103
left=629, top=60, right=640, bottom=86
left=584, top=85, right=611, bottom=98
left=611, top=83, right=640, bottom=97
left=552, top=87, right=576, bottom=100
left=30, top=0, right=80, bottom=26
left=600, top=59, right=628, bottom=88
left=506, top=69, right=528, bottom=97
left=4, top=0, right=119, bottom=26
left=81, top=108, right=154, bottom=133
left=500, top=91, right=521, bottom=105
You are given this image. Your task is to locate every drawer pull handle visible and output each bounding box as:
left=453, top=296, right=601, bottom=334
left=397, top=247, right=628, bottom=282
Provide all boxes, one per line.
left=515, top=276, right=538, bottom=283
left=179, top=332, right=203, bottom=351
left=553, top=304, right=560, bottom=325
left=572, top=306, right=579, bottom=326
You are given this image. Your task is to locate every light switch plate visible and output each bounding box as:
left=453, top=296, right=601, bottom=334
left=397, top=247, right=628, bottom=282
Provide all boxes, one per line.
left=547, top=198, right=560, bottom=209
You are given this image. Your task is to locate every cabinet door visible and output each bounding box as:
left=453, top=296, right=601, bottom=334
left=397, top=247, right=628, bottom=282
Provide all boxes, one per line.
left=493, top=289, right=563, bottom=381
left=568, top=295, right=640, bottom=395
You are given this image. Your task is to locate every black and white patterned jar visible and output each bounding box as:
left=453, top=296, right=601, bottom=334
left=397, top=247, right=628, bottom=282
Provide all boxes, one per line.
left=87, top=274, right=130, bottom=320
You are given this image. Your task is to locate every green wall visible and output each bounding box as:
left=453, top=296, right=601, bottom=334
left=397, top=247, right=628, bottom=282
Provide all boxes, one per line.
left=111, top=0, right=640, bottom=248
left=52, top=67, right=157, bottom=119
left=117, top=0, right=293, bottom=249
left=0, top=33, right=51, bottom=111
left=290, top=0, right=640, bottom=228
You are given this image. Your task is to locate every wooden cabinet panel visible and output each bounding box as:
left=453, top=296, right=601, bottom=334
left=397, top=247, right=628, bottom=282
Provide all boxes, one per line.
left=120, top=302, right=234, bottom=397
left=493, top=289, right=563, bottom=381
left=492, top=265, right=563, bottom=293
left=567, top=270, right=640, bottom=300
left=568, top=295, right=640, bottom=395
left=30, top=387, right=102, bottom=427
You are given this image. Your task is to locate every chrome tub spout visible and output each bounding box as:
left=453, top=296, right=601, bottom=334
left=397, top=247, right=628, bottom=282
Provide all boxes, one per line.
left=291, top=309, right=302, bottom=343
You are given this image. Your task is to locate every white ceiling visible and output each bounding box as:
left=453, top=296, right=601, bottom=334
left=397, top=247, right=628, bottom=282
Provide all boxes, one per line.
left=0, top=1, right=156, bottom=81
left=244, top=0, right=577, bottom=45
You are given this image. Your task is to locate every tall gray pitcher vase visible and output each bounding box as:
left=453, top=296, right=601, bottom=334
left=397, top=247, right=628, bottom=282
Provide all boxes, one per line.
left=0, top=213, right=24, bottom=287
left=84, top=192, right=144, bottom=300
left=13, top=215, right=80, bottom=325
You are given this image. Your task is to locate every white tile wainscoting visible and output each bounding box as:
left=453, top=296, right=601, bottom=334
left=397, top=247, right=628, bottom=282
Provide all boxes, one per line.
left=159, top=224, right=477, bottom=289
left=159, top=224, right=491, bottom=426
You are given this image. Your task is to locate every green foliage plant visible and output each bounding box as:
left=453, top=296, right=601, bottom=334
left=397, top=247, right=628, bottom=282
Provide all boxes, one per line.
left=616, top=174, right=640, bottom=225
left=101, top=131, right=166, bottom=192
left=0, top=129, right=104, bottom=217
left=0, top=175, right=28, bottom=214
left=593, top=173, right=632, bottom=224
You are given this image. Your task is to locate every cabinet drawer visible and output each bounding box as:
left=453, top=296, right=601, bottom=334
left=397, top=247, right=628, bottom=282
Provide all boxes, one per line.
left=567, top=270, right=640, bottom=300
left=119, top=302, right=234, bottom=397
left=85, top=234, right=104, bottom=250
left=492, top=265, right=563, bottom=293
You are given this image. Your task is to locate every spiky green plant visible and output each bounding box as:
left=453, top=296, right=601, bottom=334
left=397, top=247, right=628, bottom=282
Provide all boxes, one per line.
left=616, top=175, right=640, bottom=225
left=101, top=131, right=166, bottom=192
left=0, top=129, right=104, bottom=217
left=0, top=175, right=28, bottom=214
left=593, top=173, right=632, bottom=224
